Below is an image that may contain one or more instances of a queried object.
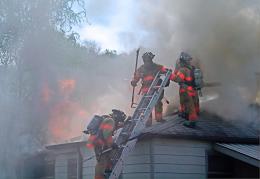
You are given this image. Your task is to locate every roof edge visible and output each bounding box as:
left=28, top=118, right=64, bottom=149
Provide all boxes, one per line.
left=141, top=133, right=260, bottom=144
left=45, top=134, right=259, bottom=150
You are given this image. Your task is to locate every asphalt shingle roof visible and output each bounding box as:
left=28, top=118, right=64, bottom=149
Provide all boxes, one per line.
left=47, top=112, right=259, bottom=149
left=143, top=112, right=259, bottom=144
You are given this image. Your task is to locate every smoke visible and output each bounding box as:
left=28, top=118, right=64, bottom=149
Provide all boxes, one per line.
left=81, top=0, right=260, bottom=121
left=10, top=0, right=260, bottom=144
left=0, top=0, right=91, bottom=177
left=123, top=0, right=260, bottom=120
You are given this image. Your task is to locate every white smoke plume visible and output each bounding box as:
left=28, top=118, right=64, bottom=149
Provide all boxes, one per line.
left=81, top=0, right=260, bottom=121
left=121, top=0, right=260, bottom=120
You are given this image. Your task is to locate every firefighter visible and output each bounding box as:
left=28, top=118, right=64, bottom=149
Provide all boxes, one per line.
left=170, top=52, right=198, bottom=127
left=86, top=109, right=126, bottom=179
left=131, top=52, right=167, bottom=125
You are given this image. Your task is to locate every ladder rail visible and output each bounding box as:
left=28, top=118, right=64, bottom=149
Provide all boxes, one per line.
left=130, top=69, right=172, bottom=139
left=131, top=71, right=161, bottom=119
left=109, top=69, right=172, bottom=179
left=114, top=71, right=162, bottom=144
left=113, top=73, right=161, bottom=145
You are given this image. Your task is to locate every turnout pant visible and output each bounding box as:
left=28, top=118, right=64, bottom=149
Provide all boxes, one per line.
left=94, top=146, right=112, bottom=179
left=179, top=91, right=198, bottom=121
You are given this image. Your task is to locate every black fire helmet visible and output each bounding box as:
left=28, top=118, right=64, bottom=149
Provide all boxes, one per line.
left=179, top=52, right=192, bottom=62
left=111, top=109, right=127, bottom=123
left=142, top=52, right=155, bottom=62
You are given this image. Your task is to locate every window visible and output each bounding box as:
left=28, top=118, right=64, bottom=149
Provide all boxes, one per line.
left=68, top=159, right=77, bottom=179
left=45, top=160, right=55, bottom=179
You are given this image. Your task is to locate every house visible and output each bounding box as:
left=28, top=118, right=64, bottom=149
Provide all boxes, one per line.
left=44, top=111, right=259, bottom=179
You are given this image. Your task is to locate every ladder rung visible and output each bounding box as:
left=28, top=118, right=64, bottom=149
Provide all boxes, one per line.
left=134, top=118, right=142, bottom=122
left=143, top=95, right=153, bottom=98
left=137, top=108, right=147, bottom=111
left=120, top=132, right=128, bottom=136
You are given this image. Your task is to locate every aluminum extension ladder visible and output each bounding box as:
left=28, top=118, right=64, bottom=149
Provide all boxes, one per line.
left=108, top=69, right=172, bottom=179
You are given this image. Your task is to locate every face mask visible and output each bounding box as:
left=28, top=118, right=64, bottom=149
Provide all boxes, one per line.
left=143, top=58, right=152, bottom=65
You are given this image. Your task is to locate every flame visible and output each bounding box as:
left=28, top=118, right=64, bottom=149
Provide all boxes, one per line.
left=59, top=79, right=76, bottom=95
left=46, top=78, right=90, bottom=142
left=49, top=100, right=88, bottom=141
left=41, top=83, right=53, bottom=103
left=46, top=78, right=131, bottom=143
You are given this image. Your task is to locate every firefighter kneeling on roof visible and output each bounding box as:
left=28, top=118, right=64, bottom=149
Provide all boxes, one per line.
left=85, top=109, right=126, bottom=179
left=170, top=52, right=201, bottom=128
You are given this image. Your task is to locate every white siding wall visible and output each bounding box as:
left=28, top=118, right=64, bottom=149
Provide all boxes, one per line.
left=151, top=138, right=210, bottom=179
left=122, top=140, right=152, bottom=179
left=54, top=148, right=78, bottom=179
left=52, top=138, right=211, bottom=179
left=81, top=146, right=96, bottom=179
left=81, top=140, right=152, bottom=179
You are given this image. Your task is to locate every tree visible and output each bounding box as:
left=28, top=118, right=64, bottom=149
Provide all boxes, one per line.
left=0, top=0, right=87, bottom=65
left=0, top=1, right=87, bottom=178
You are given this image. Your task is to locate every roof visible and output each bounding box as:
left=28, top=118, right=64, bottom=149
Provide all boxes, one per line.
left=46, top=141, right=84, bottom=150
left=214, top=143, right=260, bottom=167
left=46, top=136, right=85, bottom=150
left=46, top=111, right=259, bottom=149
left=143, top=111, right=259, bottom=144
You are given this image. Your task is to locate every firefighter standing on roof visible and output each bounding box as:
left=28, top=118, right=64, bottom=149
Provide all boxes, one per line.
left=86, top=110, right=126, bottom=179
left=170, top=52, right=199, bottom=127
left=131, top=52, right=167, bottom=125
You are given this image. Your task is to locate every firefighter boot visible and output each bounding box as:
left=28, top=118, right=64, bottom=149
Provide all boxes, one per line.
left=104, top=169, right=112, bottom=179
left=183, top=120, right=196, bottom=128
left=155, top=100, right=165, bottom=122
left=190, top=121, right=197, bottom=127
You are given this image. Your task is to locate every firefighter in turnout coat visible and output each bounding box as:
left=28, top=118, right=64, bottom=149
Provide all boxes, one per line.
left=131, top=52, right=167, bottom=125
left=170, top=52, right=199, bottom=127
left=86, top=110, right=126, bottom=179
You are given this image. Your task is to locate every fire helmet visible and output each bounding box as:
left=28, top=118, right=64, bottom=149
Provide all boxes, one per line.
left=111, top=109, right=127, bottom=123
left=179, top=52, right=192, bottom=62
left=142, top=52, right=155, bottom=62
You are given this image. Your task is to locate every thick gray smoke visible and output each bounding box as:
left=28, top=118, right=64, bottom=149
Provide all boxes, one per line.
left=0, top=0, right=91, bottom=177
left=128, top=0, right=260, bottom=120
left=0, top=0, right=137, bottom=176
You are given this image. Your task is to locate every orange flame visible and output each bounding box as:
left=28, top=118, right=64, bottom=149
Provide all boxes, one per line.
left=46, top=78, right=90, bottom=142
left=41, top=83, right=53, bottom=103
left=59, top=79, right=76, bottom=95
left=49, top=100, right=88, bottom=141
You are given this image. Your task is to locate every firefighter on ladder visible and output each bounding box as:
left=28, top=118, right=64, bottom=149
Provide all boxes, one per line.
left=170, top=52, right=199, bottom=127
left=86, top=109, right=126, bottom=179
left=131, top=52, right=168, bottom=126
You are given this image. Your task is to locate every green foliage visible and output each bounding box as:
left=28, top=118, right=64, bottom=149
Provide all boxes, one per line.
left=102, top=49, right=117, bottom=57
left=0, top=0, right=87, bottom=32
left=0, top=32, right=19, bottom=65
left=0, top=0, right=87, bottom=65
left=0, top=2, right=88, bottom=176
left=52, top=0, right=87, bottom=32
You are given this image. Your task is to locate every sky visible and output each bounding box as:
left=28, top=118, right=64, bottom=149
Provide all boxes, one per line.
left=78, top=0, right=146, bottom=53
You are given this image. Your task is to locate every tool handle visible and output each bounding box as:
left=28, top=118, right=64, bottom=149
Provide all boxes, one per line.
left=131, top=48, right=140, bottom=108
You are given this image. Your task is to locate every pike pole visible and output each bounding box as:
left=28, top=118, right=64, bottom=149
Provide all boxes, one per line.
left=131, top=48, right=140, bottom=108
